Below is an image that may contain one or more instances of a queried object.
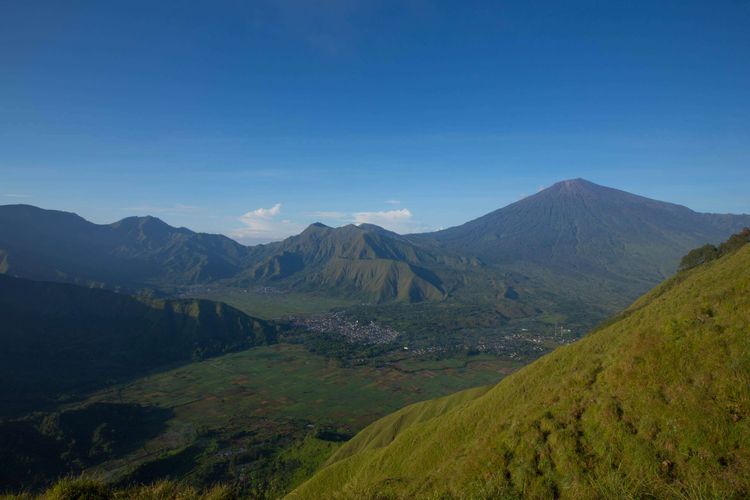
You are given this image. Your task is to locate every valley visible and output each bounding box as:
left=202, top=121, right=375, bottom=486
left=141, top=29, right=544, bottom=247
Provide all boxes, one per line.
left=2, top=344, right=523, bottom=496
left=1, top=182, right=748, bottom=498
left=4, top=3, right=749, bottom=497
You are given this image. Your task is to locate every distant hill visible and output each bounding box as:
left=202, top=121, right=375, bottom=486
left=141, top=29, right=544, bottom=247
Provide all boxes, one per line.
left=0, top=205, right=460, bottom=303
left=291, top=231, right=750, bottom=499
left=412, top=178, right=750, bottom=299
left=0, top=275, right=276, bottom=416
left=1, top=182, right=748, bottom=309
left=238, top=223, right=470, bottom=302
left=0, top=204, right=253, bottom=289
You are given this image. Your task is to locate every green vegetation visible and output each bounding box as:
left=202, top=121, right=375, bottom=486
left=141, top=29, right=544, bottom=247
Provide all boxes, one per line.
left=412, top=178, right=750, bottom=307
left=235, top=222, right=460, bottom=303
left=0, top=403, right=172, bottom=492
left=1, top=477, right=234, bottom=500
left=192, top=287, right=354, bottom=319
left=291, top=239, right=750, bottom=498
left=3, top=187, right=749, bottom=375
left=679, top=227, right=749, bottom=271
left=2, top=194, right=750, bottom=498
left=0, top=275, right=276, bottom=417
left=1, top=344, right=519, bottom=496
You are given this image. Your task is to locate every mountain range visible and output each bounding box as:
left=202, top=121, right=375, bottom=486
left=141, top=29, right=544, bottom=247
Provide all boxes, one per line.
left=1, top=179, right=748, bottom=311
left=0, top=204, right=252, bottom=289
left=2, top=182, right=749, bottom=497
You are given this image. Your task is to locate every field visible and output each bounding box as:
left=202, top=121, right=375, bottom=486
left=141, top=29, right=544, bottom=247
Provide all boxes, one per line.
left=188, top=287, right=356, bottom=320
left=73, top=343, right=522, bottom=496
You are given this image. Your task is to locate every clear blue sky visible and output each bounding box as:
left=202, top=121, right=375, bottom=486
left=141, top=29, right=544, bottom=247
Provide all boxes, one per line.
left=2, top=1, right=749, bottom=243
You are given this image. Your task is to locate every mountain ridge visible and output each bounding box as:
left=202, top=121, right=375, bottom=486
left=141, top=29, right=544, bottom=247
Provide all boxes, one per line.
left=0, top=274, right=277, bottom=417
left=240, top=222, right=453, bottom=302
left=2, top=180, right=749, bottom=308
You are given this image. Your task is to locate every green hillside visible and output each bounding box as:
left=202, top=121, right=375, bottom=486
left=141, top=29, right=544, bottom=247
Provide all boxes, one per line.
left=239, top=222, right=461, bottom=303
left=291, top=234, right=750, bottom=498
left=0, top=275, right=276, bottom=417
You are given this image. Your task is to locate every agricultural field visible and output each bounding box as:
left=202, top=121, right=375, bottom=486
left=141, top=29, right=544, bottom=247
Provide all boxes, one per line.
left=71, top=343, right=522, bottom=496
left=187, top=286, right=356, bottom=320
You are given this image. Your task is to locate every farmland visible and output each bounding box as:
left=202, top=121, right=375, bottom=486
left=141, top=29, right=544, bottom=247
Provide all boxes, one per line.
left=72, top=343, right=522, bottom=496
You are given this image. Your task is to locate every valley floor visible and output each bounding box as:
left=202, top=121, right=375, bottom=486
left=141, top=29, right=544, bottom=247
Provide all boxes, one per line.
left=7, top=344, right=524, bottom=497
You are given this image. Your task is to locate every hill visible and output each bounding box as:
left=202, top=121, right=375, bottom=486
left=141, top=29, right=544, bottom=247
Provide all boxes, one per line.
left=1, top=181, right=748, bottom=311
left=412, top=178, right=750, bottom=300
left=0, top=275, right=276, bottom=416
left=291, top=231, right=750, bottom=499
left=238, top=223, right=469, bottom=303
left=0, top=204, right=253, bottom=289
left=0, top=206, right=462, bottom=303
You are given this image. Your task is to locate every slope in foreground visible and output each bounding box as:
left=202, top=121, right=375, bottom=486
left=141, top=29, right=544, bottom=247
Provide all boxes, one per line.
left=291, top=237, right=750, bottom=499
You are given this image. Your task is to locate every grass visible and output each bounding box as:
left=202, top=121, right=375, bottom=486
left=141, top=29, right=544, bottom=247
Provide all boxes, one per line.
left=290, top=244, right=750, bottom=499
left=1, top=477, right=234, bottom=500
left=55, top=344, right=522, bottom=494
left=91, top=344, right=516, bottom=428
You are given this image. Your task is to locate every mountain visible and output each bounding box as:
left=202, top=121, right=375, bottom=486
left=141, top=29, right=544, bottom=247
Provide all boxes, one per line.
left=0, top=205, right=460, bottom=303
left=412, top=178, right=750, bottom=298
left=0, top=275, right=277, bottom=416
left=0, top=204, right=253, bottom=289
left=1, top=181, right=748, bottom=308
left=291, top=231, right=750, bottom=499
left=239, top=222, right=468, bottom=302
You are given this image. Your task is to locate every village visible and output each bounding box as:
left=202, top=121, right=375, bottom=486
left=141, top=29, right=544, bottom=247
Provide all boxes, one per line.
left=288, top=311, right=401, bottom=345
left=290, top=310, right=577, bottom=362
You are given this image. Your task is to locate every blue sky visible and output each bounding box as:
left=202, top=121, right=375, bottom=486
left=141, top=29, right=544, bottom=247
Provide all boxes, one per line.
left=1, top=1, right=749, bottom=243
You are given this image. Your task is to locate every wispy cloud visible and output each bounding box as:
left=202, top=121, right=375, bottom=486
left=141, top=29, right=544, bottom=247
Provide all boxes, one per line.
left=354, top=208, right=412, bottom=224
left=232, top=203, right=303, bottom=243
left=384, top=199, right=400, bottom=205
left=307, top=206, right=430, bottom=234
left=231, top=203, right=432, bottom=243
left=247, top=203, right=282, bottom=218
left=353, top=208, right=421, bottom=233
left=4, top=193, right=30, bottom=198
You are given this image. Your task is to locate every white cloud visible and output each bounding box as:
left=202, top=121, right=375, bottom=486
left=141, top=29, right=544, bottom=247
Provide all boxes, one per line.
left=247, top=203, right=282, bottom=218
left=354, top=208, right=412, bottom=224
left=231, top=204, right=430, bottom=243
left=232, top=203, right=303, bottom=243
left=384, top=199, right=401, bottom=205
left=353, top=208, right=417, bottom=233
left=4, top=193, right=30, bottom=198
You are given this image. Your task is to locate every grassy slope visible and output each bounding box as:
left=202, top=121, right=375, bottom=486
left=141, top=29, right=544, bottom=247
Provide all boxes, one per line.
left=291, top=245, right=750, bottom=499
